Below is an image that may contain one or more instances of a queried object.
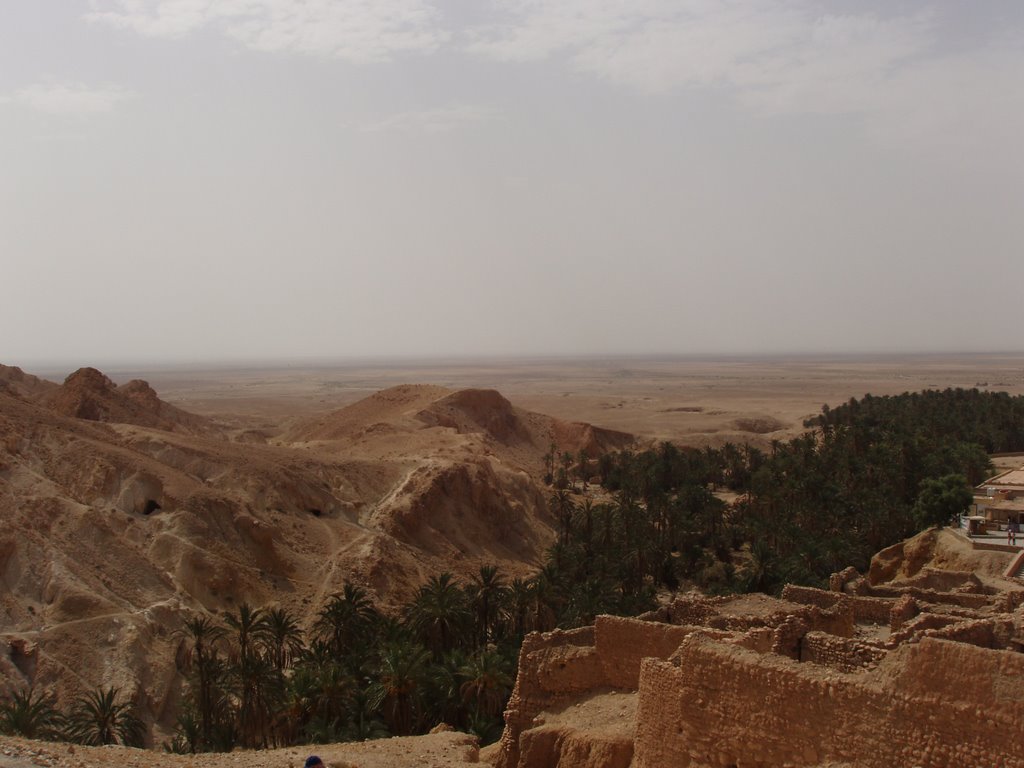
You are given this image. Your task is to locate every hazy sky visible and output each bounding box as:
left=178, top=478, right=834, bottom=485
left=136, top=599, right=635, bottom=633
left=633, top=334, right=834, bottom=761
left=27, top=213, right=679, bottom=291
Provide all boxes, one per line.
left=2, top=1, right=1022, bottom=367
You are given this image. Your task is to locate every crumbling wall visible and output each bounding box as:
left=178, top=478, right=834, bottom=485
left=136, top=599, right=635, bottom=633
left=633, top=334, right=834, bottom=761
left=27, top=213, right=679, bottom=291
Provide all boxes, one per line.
left=498, top=616, right=709, bottom=768
left=887, top=612, right=960, bottom=645
left=496, top=627, right=603, bottom=768
left=920, top=618, right=997, bottom=648
left=799, top=631, right=887, bottom=672
left=633, top=635, right=1024, bottom=768
left=869, top=584, right=991, bottom=609
left=888, top=593, right=918, bottom=630
left=666, top=594, right=719, bottom=624
left=783, top=584, right=892, bottom=624
left=829, top=565, right=862, bottom=593
left=996, top=590, right=1024, bottom=612
left=594, top=615, right=696, bottom=689
left=783, top=583, right=842, bottom=609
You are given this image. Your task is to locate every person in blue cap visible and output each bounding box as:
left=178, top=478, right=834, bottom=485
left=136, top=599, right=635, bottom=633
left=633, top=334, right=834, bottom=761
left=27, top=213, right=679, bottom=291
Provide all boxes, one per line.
left=305, top=757, right=325, bottom=768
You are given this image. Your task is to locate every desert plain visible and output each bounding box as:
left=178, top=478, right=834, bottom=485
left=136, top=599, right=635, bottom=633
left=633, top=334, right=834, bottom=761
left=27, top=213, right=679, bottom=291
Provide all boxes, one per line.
left=70, top=352, right=1024, bottom=447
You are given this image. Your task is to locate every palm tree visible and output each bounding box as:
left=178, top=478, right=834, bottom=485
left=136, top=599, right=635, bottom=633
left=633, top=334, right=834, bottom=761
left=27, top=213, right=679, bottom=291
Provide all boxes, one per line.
left=468, top=564, right=508, bottom=648
left=550, top=489, right=576, bottom=548
left=288, top=659, right=353, bottom=744
left=221, top=604, right=277, bottom=747
left=64, top=687, right=144, bottom=746
left=0, top=688, right=61, bottom=739
left=458, top=650, right=512, bottom=719
left=507, top=578, right=533, bottom=638
left=224, top=603, right=267, bottom=664
left=340, top=688, right=389, bottom=742
left=175, top=615, right=227, bottom=748
left=528, top=568, right=560, bottom=632
left=576, top=448, right=590, bottom=488
left=259, top=606, right=305, bottom=673
left=315, top=583, right=379, bottom=665
left=405, top=573, right=471, bottom=657
left=423, top=650, right=465, bottom=729
left=228, top=648, right=280, bottom=748
left=542, top=443, right=556, bottom=485
left=163, top=711, right=201, bottom=754
left=369, top=639, right=431, bottom=736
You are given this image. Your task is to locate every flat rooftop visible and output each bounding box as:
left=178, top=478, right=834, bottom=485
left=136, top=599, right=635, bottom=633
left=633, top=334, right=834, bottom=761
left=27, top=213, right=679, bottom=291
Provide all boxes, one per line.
left=982, top=466, right=1024, bottom=488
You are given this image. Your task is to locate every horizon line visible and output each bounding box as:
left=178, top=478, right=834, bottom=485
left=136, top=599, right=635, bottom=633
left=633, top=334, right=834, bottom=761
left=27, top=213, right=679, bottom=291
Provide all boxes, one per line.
left=9, top=348, right=1024, bottom=378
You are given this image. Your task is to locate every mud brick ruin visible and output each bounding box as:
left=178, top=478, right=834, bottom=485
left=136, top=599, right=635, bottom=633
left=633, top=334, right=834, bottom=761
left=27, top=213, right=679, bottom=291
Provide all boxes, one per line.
left=496, top=534, right=1024, bottom=768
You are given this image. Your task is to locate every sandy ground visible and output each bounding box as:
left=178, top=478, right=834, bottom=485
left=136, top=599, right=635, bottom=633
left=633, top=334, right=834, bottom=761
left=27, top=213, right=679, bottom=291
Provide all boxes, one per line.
left=540, top=688, right=637, bottom=736
left=0, top=732, right=483, bottom=768
left=56, top=353, right=1024, bottom=447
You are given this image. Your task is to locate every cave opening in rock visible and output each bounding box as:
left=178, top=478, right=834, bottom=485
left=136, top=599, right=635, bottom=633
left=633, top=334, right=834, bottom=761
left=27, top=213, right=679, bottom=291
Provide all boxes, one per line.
left=143, top=499, right=162, bottom=515
left=308, top=508, right=322, bottom=517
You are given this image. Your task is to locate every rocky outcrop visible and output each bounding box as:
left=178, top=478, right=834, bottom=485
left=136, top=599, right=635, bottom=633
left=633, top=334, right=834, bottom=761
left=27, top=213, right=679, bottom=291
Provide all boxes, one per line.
left=0, top=364, right=58, bottom=398
left=371, top=459, right=550, bottom=561
left=417, top=389, right=532, bottom=445
left=38, top=368, right=212, bottom=434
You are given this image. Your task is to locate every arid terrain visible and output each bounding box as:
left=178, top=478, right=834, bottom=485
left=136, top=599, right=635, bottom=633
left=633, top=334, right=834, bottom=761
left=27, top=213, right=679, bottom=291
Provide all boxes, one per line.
left=62, top=353, right=1024, bottom=446
left=3, top=353, right=1024, bottom=765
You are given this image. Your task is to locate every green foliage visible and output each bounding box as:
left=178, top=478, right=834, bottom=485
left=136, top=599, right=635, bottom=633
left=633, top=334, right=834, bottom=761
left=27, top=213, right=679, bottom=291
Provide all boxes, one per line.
left=64, top=687, right=144, bottom=747
left=0, top=688, right=62, bottom=739
left=806, top=388, right=1024, bottom=457
left=159, top=576, right=518, bottom=752
left=592, top=387, right=1015, bottom=594
left=914, top=474, right=973, bottom=529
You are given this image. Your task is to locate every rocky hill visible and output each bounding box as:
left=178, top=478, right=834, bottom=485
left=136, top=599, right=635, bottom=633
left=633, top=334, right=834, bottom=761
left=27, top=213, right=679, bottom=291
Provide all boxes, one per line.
left=0, top=368, right=633, bottom=742
left=36, top=367, right=214, bottom=434
left=0, top=364, right=58, bottom=398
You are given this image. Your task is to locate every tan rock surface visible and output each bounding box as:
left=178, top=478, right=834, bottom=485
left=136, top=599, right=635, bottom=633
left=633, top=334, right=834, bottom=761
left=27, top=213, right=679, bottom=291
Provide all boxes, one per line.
left=0, top=732, right=482, bottom=768
left=868, top=527, right=1018, bottom=584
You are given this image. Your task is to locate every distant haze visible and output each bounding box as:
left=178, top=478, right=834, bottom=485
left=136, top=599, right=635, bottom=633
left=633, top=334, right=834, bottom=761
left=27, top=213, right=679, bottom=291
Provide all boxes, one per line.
left=2, top=1, right=1022, bottom=367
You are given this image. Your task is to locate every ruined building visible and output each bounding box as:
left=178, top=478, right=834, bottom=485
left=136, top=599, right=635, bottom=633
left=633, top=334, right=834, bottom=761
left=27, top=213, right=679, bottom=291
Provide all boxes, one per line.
left=496, top=528, right=1024, bottom=768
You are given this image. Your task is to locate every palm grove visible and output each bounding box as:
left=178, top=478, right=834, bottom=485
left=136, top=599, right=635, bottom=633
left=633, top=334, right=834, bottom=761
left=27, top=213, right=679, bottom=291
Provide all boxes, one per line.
left=2, top=388, right=1022, bottom=750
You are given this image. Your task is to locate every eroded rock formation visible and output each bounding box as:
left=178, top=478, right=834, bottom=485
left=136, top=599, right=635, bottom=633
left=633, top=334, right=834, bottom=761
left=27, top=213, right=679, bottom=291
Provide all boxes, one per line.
left=0, top=369, right=633, bottom=743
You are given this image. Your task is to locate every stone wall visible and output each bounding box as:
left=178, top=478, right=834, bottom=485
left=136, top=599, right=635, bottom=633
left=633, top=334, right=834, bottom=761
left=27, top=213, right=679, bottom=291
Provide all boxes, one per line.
left=633, top=635, right=1024, bottom=768
left=671, top=591, right=855, bottom=637
left=869, top=584, right=991, bottom=609
left=887, top=612, right=960, bottom=645
left=594, top=615, right=696, bottom=689
left=782, top=584, right=892, bottom=624
left=799, top=630, right=887, bottom=672
left=920, top=617, right=998, bottom=648
left=498, top=572, right=1024, bottom=768
left=782, top=583, right=841, bottom=609
left=495, top=627, right=604, bottom=768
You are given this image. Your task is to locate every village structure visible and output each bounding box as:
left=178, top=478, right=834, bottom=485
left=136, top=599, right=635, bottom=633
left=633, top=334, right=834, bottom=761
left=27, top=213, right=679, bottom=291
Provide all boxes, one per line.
left=970, top=463, right=1024, bottom=535
left=495, top=525, right=1024, bottom=768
